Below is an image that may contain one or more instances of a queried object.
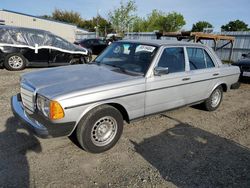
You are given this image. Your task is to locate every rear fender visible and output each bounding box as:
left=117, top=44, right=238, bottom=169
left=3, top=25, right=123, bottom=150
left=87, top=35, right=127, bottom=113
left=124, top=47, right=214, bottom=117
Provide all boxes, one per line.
left=209, top=82, right=227, bottom=97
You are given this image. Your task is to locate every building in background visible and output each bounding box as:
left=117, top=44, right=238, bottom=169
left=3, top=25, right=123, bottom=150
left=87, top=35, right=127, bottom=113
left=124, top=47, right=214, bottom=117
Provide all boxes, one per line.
left=75, top=28, right=96, bottom=41
left=0, top=9, right=90, bottom=42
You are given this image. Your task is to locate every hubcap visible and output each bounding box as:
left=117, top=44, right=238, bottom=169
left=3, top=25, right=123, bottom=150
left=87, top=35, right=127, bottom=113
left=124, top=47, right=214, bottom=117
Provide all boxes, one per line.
left=8, top=56, right=23, bottom=68
left=91, top=116, right=117, bottom=147
left=211, top=89, right=221, bottom=108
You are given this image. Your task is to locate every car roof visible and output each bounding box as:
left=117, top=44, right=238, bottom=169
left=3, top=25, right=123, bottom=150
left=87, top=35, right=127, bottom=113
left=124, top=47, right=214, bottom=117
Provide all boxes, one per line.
left=120, top=39, right=206, bottom=48
left=0, top=25, right=51, bottom=34
left=81, top=38, right=102, bottom=41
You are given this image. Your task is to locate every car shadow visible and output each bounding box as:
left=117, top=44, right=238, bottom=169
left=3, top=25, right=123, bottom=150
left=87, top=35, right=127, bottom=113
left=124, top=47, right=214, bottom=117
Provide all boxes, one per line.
left=131, top=115, right=250, bottom=187
left=0, top=117, right=42, bottom=187
left=240, top=78, right=250, bottom=84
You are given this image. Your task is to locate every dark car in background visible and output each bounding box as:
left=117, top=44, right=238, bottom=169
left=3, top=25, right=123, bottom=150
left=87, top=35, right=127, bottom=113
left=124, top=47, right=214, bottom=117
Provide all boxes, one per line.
left=74, top=38, right=108, bottom=55
left=0, top=26, right=89, bottom=71
left=232, top=53, right=250, bottom=80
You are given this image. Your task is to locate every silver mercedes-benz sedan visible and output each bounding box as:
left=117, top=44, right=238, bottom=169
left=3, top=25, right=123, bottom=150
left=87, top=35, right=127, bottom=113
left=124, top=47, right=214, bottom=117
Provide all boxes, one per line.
left=12, top=40, right=240, bottom=153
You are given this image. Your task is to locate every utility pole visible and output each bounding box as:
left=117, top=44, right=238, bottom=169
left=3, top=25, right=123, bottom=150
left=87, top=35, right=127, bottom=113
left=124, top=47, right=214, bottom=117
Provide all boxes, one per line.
left=96, top=8, right=101, bottom=38
left=105, top=25, right=107, bottom=37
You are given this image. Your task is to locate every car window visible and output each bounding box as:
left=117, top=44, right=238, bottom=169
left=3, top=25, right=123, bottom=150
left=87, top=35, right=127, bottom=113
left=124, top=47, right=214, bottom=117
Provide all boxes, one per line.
left=204, top=50, right=215, bottom=68
left=98, top=39, right=106, bottom=45
left=187, top=48, right=206, bottom=70
left=83, top=40, right=91, bottom=45
left=157, top=47, right=185, bottom=73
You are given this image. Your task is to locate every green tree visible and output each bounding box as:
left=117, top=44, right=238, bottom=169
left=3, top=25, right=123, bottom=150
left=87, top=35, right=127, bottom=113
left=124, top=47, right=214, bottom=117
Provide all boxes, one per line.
left=45, top=9, right=112, bottom=36
left=163, top=12, right=186, bottom=32
left=144, top=10, right=185, bottom=32
left=108, top=0, right=137, bottom=35
left=132, top=17, right=147, bottom=32
left=146, top=9, right=165, bottom=31
left=52, top=9, right=83, bottom=26
left=191, top=21, right=213, bottom=32
left=92, top=16, right=113, bottom=36
left=79, top=20, right=94, bottom=31
left=41, top=15, right=52, bottom=19
left=221, top=20, right=249, bottom=31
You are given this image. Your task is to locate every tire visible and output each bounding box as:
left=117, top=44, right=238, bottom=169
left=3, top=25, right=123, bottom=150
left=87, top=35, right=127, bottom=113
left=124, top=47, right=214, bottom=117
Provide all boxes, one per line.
left=76, top=105, right=123, bottom=153
left=4, top=53, right=26, bottom=71
left=230, top=82, right=240, bottom=89
left=203, top=86, right=223, bottom=111
left=84, top=54, right=92, bottom=63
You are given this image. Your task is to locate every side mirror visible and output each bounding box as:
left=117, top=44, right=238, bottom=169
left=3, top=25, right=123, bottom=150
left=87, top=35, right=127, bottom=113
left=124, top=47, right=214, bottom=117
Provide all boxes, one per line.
left=154, top=67, right=169, bottom=76
left=242, top=54, right=247, bottom=58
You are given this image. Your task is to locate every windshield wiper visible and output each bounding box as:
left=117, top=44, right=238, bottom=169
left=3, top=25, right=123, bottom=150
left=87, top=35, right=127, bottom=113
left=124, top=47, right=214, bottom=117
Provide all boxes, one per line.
left=93, top=62, right=143, bottom=76
left=105, top=63, right=144, bottom=76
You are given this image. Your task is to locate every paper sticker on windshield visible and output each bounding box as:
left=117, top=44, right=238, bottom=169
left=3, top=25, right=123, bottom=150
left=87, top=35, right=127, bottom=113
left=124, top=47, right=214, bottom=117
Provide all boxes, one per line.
left=137, top=45, right=155, bottom=52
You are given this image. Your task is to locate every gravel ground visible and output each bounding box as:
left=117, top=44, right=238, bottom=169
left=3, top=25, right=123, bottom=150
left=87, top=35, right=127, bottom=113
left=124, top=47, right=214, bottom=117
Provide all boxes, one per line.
left=0, top=68, right=249, bottom=188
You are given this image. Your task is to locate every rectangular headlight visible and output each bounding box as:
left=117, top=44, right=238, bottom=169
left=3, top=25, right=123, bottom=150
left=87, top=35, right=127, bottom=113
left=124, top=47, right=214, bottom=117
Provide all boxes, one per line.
left=36, top=95, right=64, bottom=120
left=36, top=95, right=50, bottom=117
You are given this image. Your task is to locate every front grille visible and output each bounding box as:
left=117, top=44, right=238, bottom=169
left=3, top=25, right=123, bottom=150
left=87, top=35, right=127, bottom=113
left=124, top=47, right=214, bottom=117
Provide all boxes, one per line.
left=21, top=86, right=35, bottom=112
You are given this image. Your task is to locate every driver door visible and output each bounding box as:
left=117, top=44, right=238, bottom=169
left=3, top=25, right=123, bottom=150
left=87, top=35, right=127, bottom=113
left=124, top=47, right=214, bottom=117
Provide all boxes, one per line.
left=145, top=47, right=190, bottom=115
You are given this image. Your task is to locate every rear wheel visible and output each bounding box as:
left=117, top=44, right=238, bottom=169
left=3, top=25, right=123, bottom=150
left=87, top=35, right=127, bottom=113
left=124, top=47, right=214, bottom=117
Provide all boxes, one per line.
left=76, top=105, right=123, bottom=153
left=203, top=86, right=223, bottom=111
left=4, top=53, right=26, bottom=71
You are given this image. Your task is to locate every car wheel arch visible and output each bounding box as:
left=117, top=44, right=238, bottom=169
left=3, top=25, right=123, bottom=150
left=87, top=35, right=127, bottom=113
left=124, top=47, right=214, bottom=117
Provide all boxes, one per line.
left=220, top=83, right=228, bottom=92
left=69, top=102, right=130, bottom=136
left=209, top=82, right=227, bottom=98
left=4, top=53, right=28, bottom=70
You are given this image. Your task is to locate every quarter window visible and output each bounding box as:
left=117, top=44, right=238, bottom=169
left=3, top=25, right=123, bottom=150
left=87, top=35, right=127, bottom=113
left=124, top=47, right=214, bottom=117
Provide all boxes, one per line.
left=157, top=47, right=185, bottom=73
left=187, top=48, right=215, bottom=70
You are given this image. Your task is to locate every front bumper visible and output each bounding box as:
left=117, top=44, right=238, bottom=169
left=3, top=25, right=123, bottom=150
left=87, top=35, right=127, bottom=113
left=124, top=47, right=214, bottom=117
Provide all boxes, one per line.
left=11, top=94, right=76, bottom=138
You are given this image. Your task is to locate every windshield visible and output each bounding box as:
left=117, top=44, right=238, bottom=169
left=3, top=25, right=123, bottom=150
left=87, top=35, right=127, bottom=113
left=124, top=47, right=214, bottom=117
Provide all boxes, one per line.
left=95, top=42, right=158, bottom=75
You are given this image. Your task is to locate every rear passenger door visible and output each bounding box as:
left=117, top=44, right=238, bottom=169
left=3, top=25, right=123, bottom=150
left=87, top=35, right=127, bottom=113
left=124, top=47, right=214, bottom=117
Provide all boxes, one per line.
left=50, top=50, right=72, bottom=66
left=183, top=47, right=218, bottom=104
left=145, top=47, right=190, bottom=115
left=23, top=48, right=49, bottom=66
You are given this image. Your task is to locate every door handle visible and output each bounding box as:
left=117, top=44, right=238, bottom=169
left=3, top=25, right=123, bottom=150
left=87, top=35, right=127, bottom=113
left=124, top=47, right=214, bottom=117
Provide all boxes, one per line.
left=213, top=73, right=219, bottom=76
left=182, top=77, right=191, bottom=81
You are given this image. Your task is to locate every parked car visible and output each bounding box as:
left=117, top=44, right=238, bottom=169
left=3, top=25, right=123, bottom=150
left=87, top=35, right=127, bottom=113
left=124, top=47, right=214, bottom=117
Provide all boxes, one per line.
left=11, top=40, right=240, bottom=153
left=106, top=34, right=123, bottom=45
left=74, top=38, right=108, bottom=55
left=232, top=53, right=250, bottom=80
left=0, top=26, right=90, bottom=71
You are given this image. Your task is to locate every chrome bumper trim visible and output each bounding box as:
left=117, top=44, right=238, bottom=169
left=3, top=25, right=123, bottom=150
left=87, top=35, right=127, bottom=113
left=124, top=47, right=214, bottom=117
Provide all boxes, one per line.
left=11, top=95, right=49, bottom=137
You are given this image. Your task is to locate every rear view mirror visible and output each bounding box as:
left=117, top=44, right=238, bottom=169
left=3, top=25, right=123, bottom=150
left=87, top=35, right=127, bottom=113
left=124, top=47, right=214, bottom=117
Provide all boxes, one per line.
left=154, top=67, right=169, bottom=76
left=242, top=54, right=247, bottom=58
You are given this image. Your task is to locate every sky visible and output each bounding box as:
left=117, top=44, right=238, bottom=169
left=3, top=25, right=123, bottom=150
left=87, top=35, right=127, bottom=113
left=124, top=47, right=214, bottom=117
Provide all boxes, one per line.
left=1, top=0, right=250, bottom=31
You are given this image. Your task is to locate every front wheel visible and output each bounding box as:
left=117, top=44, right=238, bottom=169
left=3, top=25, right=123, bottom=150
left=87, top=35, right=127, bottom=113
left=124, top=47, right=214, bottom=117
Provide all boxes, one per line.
left=84, top=54, right=92, bottom=63
left=4, top=53, right=26, bottom=71
left=76, top=105, right=123, bottom=153
left=203, top=86, right=223, bottom=111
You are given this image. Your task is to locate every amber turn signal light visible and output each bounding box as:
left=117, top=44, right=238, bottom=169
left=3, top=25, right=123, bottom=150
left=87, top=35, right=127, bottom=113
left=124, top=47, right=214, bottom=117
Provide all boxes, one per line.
left=49, top=101, right=64, bottom=120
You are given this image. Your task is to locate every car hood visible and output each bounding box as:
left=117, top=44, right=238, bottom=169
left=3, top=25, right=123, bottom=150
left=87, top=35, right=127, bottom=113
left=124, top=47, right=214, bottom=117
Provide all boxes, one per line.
left=235, top=59, right=250, bottom=66
left=21, top=64, right=141, bottom=99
